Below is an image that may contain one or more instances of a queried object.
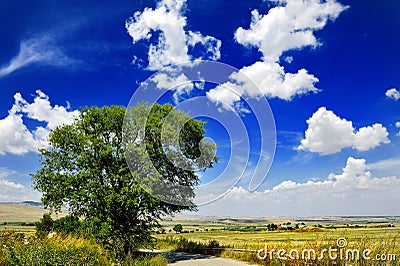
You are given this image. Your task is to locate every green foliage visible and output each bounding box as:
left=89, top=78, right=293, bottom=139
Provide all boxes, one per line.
left=222, top=225, right=269, bottom=232
left=0, top=231, right=169, bottom=265
left=267, top=223, right=278, bottom=231
left=0, top=231, right=111, bottom=265
left=158, top=236, right=224, bottom=256
left=53, top=215, right=82, bottom=234
left=35, top=213, right=54, bottom=237
left=32, top=103, right=217, bottom=255
left=173, top=224, right=183, bottom=233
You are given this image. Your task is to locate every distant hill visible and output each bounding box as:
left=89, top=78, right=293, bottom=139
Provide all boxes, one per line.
left=0, top=202, right=48, bottom=223
left=21, top=201, right=43, bottom=207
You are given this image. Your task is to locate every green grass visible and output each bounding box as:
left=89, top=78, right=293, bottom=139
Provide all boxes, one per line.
left=0, top=231, right=168, bottom=266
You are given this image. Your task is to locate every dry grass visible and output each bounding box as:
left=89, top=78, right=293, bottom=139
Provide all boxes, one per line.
left=157, top=228, right=400, bottom=265
left=0, top=204, right=68, bottom=223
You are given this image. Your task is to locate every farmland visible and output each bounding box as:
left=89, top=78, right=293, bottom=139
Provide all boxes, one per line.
left=1, top=204, right=399, bottom=265
left=157, top=216, right=400, bottom=265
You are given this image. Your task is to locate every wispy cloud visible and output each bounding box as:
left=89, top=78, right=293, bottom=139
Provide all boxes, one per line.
left=368, top=157, right=400, bottom=177
left=0, top=167, right=41, bottom=202
left=0, top=36, right=78, bottom=78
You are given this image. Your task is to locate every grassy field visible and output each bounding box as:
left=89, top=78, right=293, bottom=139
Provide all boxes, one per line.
left=157, top=216, right=400, bottom=265
left=1, top=204, right=399, bottom=265
left=0, top=204, right=48, bottom=223
left=0, top=203, right=67, bottom=232
left=157, top=228, right=400, bottom=265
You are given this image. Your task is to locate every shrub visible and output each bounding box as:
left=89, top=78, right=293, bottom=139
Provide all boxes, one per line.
left=53, top=215, right=82, bottom=234
left=159, top=236, right=224, bottom=256
left=173, top=224, right=183, bottom=233
left=35, top=213, right=54, bottom=237
left=0, top=231, right=111, bottom=265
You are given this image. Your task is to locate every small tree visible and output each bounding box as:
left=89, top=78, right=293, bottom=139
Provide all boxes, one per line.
left=35, top=213, right=54, bottom=237
left=53, top=215, right=81, bottom=234
left=173, top=224, right=183, bottom=233
left=32, top=103, right=217, bottom=255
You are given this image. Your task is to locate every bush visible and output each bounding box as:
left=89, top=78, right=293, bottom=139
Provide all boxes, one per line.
left=0, top=231, right=169, bottom=265
left=0, top=231, right=111, bottom=265
left=35, top=213, right=54, bottom=237
left=159, top=236, right=224, bottom=256
left=53, top=215, right=82, bottom=234
left=173, top=224, right=183, bottom=233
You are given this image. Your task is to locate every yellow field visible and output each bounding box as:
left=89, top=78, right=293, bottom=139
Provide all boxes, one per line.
left=0, top=204, right=48, bottom=223
left=157, top=218, right=400, bottom=265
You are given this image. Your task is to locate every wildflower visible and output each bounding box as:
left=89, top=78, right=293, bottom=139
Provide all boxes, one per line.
left=47, top=232, right=56, bottom=239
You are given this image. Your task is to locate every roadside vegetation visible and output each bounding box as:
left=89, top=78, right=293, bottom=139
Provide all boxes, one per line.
left=0, top=214, right=169, bottom=265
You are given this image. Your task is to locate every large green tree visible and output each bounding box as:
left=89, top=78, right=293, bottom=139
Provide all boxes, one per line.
left=32, top=103, right=217, bottom=255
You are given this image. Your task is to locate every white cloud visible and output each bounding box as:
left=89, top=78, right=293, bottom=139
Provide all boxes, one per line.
left=0, top=168, right=17, bottom=179
left=197, top=157, right=400, bottom=216
left=0, top=168, right=41, bottom=202
left=0, top=91, right=78, bottom=155
left=284, top=56, right=293, bottom=64
left=206, top=0, right=347, bottom=109
left=298, top=107, right=390, bottom=155
left=0, top=36, right=77, bottom=78
left=149, top=72, right=194, bottom=103
left=396, top=122, right=400, bottom=136
left=386, top=88, right=400, bottom=101
left=187, top=31, right=221, bottom=60
left=126, top=0, right=221, bottom=70
left=369, top=157, right=400, bottom=177
left=235, top=1, right=347, bottom=62
left=0, top=179, right=31, bottom=202
left=207, top=60, right=319, bottom=105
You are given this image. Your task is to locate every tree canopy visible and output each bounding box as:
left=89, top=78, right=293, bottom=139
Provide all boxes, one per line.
left=32, top=103, right=217, bottom=254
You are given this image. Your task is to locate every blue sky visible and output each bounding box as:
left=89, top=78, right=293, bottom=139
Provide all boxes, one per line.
left=0, top=0, right=399, bottom=216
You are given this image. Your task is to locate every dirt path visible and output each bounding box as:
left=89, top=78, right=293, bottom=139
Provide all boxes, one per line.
left=169, top=256, right=251, bottom=265
left=139, top=249, right=252, bottom=265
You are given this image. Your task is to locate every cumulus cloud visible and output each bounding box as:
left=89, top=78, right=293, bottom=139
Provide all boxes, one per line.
left=207, top=0, right=347, bottom=109
left=298, top=107, right=390, bottom=155
left=0, top=91, right=78, bottom=155
left=207, top=60, right=319, bottom=105
left=0, top=36, right=77, bottom=78
left=197, top=157, right=400, bottom=216
left=126, top=0, right=221, bottom=70
left=386, top=88, right=400, bottom=101
left=235, top=1, right=347, bottom=62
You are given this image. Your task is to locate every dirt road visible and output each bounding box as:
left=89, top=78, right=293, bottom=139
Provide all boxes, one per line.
left=169, top=256, right=251, bottom=265
left=140, top=249, right=252, bottom=265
